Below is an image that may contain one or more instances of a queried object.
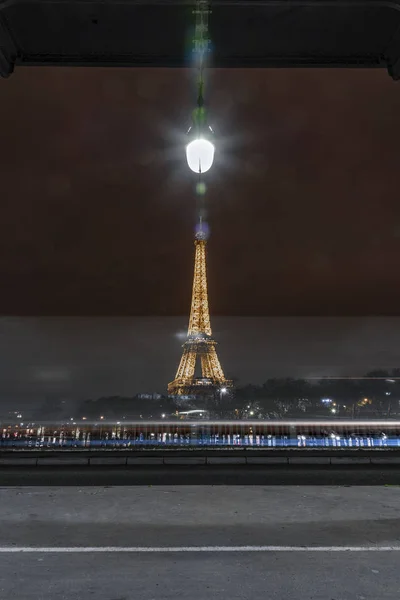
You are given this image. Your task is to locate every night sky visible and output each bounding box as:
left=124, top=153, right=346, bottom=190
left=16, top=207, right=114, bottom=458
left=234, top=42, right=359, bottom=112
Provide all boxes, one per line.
left=1, top=66, right=400, bottom=407
left=2, top=316, right=400, bottom=409
left=1, top=67, right=400, bottom=316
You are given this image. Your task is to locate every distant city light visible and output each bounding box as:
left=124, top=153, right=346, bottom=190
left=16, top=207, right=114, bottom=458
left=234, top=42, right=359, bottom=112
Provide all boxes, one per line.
left=249, top=411, right=254, bottom=416
left=331, top=408, right=337, bottom=413
left=161, top=414, right=166, bottom=418
left=100, top=416, right=104, bottom=420
left=220, top=387, right=227, bottom=394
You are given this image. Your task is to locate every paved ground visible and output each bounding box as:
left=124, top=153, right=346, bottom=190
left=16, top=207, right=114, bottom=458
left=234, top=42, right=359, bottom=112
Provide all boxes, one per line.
left=1, top=485, right=400, bottom=599
left=1, top=464, right=400, bottom=485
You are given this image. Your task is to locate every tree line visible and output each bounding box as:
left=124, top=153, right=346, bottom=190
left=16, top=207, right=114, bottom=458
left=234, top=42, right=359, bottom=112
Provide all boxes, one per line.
left=69, top=369, right=400, bottom=421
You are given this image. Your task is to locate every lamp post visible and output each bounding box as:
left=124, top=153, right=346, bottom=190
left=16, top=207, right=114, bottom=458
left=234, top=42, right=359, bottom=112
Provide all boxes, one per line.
left=186, top=0, right=214, bottom=175
left=212, top=386, right=227, bottom=419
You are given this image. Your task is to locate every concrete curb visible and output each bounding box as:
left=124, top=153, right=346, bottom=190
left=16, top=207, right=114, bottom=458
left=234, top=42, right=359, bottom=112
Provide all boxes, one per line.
left=371, top=457, right=400, bottom=464
left=289, top=457, right=331, bottom=465
left=37, top=457, right=89, bottom=466
left=1, top=454, right=400, bottom=467
left=164, top=457, right=206, bottom=465
left=207, top=457, right=247, bottom=465
left=331, top=457, right=371, bottom=465
left=89, top=457, right=127, bottom=466
left=246, top=457, right=288, bottom=464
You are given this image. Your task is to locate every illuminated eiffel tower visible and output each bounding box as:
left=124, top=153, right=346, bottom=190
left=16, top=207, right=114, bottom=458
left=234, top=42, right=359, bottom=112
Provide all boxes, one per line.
left=168, top=220, right=232, bottom=397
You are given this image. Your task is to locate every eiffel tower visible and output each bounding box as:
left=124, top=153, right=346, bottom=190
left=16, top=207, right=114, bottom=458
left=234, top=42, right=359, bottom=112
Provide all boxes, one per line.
left=168, top=220, right=232, bottom=397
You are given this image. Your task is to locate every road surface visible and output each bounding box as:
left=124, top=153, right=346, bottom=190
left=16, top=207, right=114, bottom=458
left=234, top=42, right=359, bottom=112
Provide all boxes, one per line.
left=1, top=482, right=400, bottom=599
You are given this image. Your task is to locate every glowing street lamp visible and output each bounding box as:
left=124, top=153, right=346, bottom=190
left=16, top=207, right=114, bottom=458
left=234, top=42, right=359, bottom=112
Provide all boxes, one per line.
left=186, top=106, right=215, bottom=174
left=186, top=137, right=214, bottom=174
left=219, top=386, right=228, bottom=403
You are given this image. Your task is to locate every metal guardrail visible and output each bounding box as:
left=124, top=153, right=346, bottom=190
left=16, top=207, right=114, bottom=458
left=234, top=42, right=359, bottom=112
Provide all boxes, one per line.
left=1, top=449, right=400, bottom=467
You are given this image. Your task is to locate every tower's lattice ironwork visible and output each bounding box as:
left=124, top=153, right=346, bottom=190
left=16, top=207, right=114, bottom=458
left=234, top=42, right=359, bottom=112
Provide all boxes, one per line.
left=168, top=225, right=232, bottom=397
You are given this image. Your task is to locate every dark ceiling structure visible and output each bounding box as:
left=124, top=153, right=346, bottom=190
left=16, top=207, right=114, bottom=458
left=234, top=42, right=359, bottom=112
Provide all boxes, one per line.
left=1, top=0, right=400, bottom=79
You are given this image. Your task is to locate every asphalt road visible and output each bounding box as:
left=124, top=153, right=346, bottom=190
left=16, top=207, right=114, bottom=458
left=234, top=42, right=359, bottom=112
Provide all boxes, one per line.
left=1, top=464, right=400, bottom=485
left=1, top=485, right=400, bottom=599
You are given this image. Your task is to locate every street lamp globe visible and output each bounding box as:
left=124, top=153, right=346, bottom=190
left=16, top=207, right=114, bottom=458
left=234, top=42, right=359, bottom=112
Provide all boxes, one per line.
left=186, top=137, right=215, bottom=174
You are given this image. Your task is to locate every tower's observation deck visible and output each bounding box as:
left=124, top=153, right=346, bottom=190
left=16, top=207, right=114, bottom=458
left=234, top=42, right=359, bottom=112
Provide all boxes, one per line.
left=168, top=228, right=232, bottom=397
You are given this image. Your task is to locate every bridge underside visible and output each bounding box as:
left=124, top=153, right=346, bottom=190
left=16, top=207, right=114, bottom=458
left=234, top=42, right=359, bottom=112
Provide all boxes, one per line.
left=1, top=0, right=400, bottom=79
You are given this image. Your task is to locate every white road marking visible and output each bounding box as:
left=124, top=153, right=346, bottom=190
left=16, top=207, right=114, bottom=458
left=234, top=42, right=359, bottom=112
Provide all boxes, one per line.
left=0, top=546, right=399, bottom=553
